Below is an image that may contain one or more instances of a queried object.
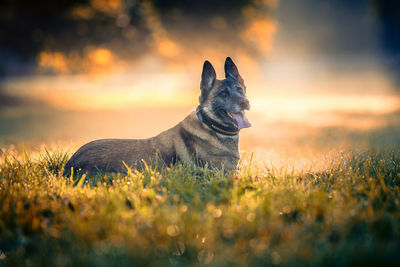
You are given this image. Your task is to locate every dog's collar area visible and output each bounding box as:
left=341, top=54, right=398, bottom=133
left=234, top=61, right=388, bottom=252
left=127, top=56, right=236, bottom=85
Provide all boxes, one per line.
left=196, top=106, right=239, bottom=136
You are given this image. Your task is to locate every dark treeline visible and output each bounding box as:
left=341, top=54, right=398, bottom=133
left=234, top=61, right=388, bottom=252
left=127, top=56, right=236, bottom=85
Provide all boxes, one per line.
left=0, top=0, right=263, bottom=77
left=0, top=0, right=399, bottom=79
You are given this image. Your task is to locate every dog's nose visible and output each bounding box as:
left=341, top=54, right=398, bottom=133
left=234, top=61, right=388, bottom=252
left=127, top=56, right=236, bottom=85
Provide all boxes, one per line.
left=240, top=99, right=250, bottom=110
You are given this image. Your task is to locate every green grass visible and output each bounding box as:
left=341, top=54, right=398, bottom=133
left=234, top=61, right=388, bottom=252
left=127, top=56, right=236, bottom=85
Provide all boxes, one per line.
left=0, top=148, right=399, bottom=266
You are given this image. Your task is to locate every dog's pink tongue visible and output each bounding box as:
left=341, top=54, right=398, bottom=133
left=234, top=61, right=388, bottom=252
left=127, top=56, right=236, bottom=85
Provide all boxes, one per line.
left=232, top=111, right=251, bottom=130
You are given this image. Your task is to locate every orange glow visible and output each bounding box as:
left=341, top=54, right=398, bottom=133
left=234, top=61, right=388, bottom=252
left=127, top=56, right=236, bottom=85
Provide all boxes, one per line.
left=37, top=90, right=197, bottom=111
left=89, top=49, right=113, bottom=65
left=250, top=94, right=400, bottom=129
left=26, top=43, right=400, bottom=133
left=242, top=18, right=277, bottom=53
left=5, top=67, right=400, bottom=132
left=140, top=0, right=182, bottom=58
left=90, top=0, right=122, bottom=15
left=37, top=49, right=118, bottom=77
left=38, top=52, right=68, bottom=73
left=70, top=6, right=95, bottom=20
left=157, top=39, right=180, bottom=57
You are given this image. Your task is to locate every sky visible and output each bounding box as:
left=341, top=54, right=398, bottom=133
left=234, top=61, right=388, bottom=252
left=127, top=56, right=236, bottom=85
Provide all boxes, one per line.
left=0, top=0, right=399, bottom=158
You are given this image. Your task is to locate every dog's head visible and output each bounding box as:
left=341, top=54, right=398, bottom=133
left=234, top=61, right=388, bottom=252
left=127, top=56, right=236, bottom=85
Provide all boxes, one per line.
left=199, top=57, right=251, bottom=130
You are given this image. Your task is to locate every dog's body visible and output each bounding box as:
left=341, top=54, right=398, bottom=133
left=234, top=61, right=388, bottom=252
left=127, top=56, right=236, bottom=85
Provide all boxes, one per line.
left=64, top=57, right=250, bottom=174
left=64, top=111, right=240, bottom=173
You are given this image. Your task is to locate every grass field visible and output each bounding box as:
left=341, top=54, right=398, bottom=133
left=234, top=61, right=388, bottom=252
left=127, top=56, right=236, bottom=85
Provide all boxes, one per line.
left=0, top=146, right=399, bottom=266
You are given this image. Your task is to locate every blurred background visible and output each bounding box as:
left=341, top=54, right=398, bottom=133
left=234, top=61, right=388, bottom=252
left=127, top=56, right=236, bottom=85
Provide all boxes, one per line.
left=1, top=0, right=399, bottom=165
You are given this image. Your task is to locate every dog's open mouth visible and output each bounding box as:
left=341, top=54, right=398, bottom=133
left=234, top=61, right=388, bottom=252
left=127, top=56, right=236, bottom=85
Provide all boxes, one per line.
left=227, top=111, right=251, bottom=130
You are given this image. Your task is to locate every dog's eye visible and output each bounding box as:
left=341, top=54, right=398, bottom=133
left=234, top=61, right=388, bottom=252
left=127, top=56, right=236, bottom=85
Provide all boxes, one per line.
left=236, top=86, right=244, bottom=94
left=219, top=89, right=229, bottom=97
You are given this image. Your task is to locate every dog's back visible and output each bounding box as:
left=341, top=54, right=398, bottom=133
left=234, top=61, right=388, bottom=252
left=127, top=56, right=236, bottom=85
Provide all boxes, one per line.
left=64, top=139, right=159, bottom=174
left=64, top=128, right=177, bottom=174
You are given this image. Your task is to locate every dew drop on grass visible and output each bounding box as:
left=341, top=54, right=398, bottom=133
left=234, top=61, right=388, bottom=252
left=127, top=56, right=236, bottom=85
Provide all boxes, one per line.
left=213, top=209, right=222, bottom=218
left=180, top=205, right=187, bottom=213
left=282, top=206, right=291, bottom=214
left=247, top=212, right=256, bottom=222
left=167, top=225, right=180, bottom=237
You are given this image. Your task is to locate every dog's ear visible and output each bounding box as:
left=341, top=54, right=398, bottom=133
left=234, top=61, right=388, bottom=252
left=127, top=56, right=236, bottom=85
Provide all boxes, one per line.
left=200, top=60, right=216, bottom=103
left=225, top=57, right=244, bottom=84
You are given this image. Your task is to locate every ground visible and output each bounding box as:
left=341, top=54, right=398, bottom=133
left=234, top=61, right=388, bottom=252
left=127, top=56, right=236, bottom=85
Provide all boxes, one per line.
left=0, top=146, right=399, bottom=266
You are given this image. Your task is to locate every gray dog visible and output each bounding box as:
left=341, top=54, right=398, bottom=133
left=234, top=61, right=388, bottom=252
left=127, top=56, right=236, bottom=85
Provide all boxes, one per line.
left=64, top=57, right=251, bottom=174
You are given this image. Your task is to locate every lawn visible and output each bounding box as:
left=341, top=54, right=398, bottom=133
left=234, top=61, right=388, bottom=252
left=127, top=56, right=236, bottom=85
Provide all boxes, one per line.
left=0, top=148, right=399, bottom=266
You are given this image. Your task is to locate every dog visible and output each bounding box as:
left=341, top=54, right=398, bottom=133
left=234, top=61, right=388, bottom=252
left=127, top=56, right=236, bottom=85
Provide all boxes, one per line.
left=64, top=57, right=251, bottom=174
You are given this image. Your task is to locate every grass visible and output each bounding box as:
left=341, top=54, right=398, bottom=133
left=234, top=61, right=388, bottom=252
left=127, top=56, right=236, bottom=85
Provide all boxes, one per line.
left=0, top=148, right=399, bottom=266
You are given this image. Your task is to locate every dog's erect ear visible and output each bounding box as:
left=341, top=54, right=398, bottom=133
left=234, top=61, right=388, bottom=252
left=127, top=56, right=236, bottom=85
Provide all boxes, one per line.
left=225, top=57, right=244, bottom=84
left=200, top=60, right=216, bottom=103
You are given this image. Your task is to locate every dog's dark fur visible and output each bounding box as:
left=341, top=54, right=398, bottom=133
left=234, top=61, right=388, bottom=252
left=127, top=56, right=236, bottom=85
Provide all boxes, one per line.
left=64, top=57, right=250, bottom=174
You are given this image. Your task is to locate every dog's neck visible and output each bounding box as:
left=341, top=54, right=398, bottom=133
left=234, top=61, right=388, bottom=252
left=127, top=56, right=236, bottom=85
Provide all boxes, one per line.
left=196, top=106, right=239, bottom=136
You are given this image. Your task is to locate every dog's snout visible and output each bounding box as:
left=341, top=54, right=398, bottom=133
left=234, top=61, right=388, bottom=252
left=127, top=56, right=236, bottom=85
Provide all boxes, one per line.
left=240, top=99, right=250, bottom=110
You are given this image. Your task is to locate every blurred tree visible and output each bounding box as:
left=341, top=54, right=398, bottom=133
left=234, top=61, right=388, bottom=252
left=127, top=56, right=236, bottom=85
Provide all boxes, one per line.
left=371, top=0, right=400, bottom=80
left=0, top=0, right=263, bottom=77
left=0, top=0, right=140, bottom=76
